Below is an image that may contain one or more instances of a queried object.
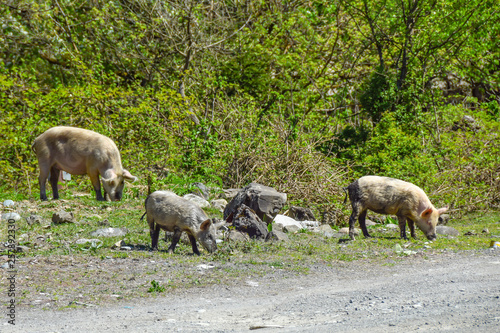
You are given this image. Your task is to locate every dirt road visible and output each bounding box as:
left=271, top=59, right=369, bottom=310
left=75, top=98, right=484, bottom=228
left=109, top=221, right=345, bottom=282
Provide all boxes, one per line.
left=5, top=250, right=500, bottom=332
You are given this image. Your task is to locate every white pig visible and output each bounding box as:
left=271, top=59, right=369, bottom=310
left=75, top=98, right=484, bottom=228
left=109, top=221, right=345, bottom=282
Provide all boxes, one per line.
left=344, top=176, right=447, bottom=241
left=142, top=190, right=218, bottom=255
left=32, top=126, right=137, bottom=201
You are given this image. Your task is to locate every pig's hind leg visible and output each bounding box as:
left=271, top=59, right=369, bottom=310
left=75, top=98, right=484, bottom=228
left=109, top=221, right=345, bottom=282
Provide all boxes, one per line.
left=150, top=222, right=160, bottom=251
left=349, top=204, right=364, bottom=240
left=38, top=163, right=51, bottom=201
left=358, top=209, right=372, bottom=238
left=49, top=166, right=61, bottom=200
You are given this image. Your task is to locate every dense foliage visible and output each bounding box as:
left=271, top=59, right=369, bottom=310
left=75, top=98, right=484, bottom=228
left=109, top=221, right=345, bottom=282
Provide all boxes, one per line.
left=1, top=0, right=499, bottom=217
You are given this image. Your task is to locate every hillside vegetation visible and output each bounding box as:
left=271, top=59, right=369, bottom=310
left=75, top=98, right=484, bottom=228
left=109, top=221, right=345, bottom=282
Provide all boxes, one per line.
left=1, top=0, right=499, bottom=218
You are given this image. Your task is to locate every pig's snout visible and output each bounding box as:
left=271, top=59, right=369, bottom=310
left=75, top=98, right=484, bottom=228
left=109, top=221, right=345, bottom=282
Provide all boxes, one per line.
left=426, top=233, right=437, bottom=241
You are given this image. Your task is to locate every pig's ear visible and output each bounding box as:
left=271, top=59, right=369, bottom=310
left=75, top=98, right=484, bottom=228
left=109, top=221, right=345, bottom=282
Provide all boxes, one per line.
left=437, top=207, right=448, bottom=215
left=200, top=219, right=213, bottom=231
left=123, top=169, right=137, bottom=182
left=421, top=208, right=433, bottom=218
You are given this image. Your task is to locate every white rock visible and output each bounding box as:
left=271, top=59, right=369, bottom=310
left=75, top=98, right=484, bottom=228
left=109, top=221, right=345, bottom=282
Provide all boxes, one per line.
left=90, top=228, right=128, bottom=237
left=2, top=212, right=21, bottom=221
left=75, top=238, right=102, bottom=245
left=3, top=200, right=15, bottom=207
left=273, top=214, right=303, bottom=229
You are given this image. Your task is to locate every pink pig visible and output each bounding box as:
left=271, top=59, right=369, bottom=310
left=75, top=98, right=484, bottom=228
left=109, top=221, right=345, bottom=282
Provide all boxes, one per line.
left=32, top=126, right=136, bottom=201
left=344, top=176, right=448, bottom=240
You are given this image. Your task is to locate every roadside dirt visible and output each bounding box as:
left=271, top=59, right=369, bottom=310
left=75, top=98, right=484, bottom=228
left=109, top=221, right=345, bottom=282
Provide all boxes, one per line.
left=4, top=249, right=500, bottom=332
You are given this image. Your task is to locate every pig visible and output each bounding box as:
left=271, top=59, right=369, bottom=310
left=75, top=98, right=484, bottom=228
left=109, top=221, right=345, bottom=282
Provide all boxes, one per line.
left=142, top=190, right=218, bottom=255
left=344, top=176, right=448, bottom=241
left=32, top=126, right=137, bottom=201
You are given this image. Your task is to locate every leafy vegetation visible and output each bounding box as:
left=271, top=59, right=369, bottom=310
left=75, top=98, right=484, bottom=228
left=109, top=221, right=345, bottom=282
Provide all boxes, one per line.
left=1, top=0, right=499, bottom=217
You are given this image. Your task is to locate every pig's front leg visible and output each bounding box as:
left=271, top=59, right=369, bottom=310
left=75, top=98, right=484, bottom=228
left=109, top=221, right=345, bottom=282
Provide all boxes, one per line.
left=407, top=219, right=417, bottom=239
left=88, top=170, right=105, bottom=201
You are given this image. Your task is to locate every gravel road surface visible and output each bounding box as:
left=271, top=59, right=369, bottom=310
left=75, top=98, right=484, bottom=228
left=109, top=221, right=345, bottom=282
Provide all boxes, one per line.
left=5, top=250, right=500, bottom=332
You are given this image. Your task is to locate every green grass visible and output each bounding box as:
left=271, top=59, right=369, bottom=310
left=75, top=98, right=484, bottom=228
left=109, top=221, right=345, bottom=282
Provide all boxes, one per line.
left=4, top=195, right=499, bottom=261
left=1, top=192, right=499, bottom=308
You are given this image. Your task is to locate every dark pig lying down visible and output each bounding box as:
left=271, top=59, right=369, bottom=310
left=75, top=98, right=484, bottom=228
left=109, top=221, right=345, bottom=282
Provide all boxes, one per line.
left=344, top=176, right=448, bottom=240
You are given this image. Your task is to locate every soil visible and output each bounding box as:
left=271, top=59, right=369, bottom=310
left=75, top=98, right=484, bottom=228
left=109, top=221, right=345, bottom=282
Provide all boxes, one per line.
left=4, top=249, right=500, bottom=332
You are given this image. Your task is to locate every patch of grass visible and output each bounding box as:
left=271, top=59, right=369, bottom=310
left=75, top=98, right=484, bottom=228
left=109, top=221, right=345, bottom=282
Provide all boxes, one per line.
left=148, top=280, right=166, bottom=293
left=1, top=192, right=500, bottom=309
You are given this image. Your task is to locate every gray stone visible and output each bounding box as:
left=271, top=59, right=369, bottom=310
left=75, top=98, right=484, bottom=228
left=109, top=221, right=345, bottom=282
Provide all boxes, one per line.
left=26, top=215, right=44, bottom=226
left=222, top=189, right=240, bottom=200
left=16, top=245, right=30, bottom=253
left=283, top=224, right=301, bottom=233
left=265, top=230, right=289, bottom=242
left=436, top=225, right=460, bottom=237
left=365, top=219, right=377, bottom=226
left=90, top=227, right=128, bottom=237
left=191, top=182, right=210, bottom=200
left=286, top=206, right=316, bottom=221
left=438, top=214, right=450, bottom=226
left=224, top=183, right=287, bottom=223
left=339, top=227, right=361, bottom=235
left=316, top=224, right=336, bottom=238
left=272, top=222, right=284, bottom=232
left=224, top=229, right=250, bottom=242
left=183, top=193, right=210, bottom=208
left=52, top=211, right=76, bottom=224
left=231, top=204, right=268, bottom=239
left=2, top=212, right=21, bottom=221
left=211, top=199, right=228, bottom=213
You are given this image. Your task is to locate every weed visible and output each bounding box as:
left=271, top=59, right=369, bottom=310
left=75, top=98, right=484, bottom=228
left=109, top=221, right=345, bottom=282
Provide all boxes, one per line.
left=147, top=280, right=166, bottom=293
